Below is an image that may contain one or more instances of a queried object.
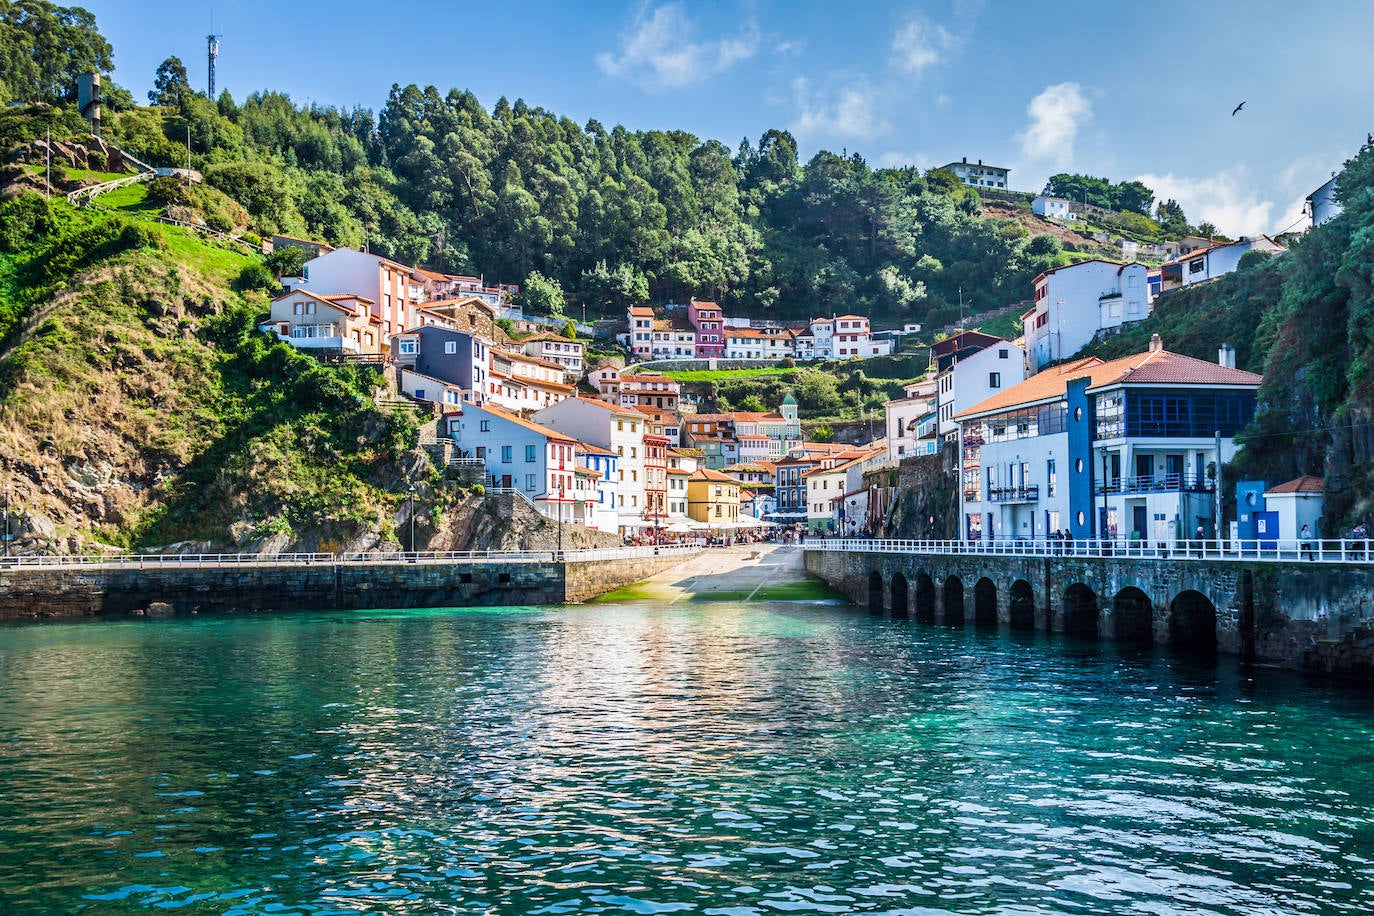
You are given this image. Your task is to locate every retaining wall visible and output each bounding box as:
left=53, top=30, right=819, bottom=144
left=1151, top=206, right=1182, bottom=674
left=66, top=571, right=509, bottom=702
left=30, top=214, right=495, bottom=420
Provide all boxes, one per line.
left=0, top=552, right=696, bottom=619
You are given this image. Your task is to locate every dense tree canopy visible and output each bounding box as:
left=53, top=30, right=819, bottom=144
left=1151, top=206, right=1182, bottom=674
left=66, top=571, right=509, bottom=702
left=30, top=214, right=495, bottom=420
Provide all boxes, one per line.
left=0, top=0, right=113, bottom=105
left=1045, top=173, right=1155, bottom=215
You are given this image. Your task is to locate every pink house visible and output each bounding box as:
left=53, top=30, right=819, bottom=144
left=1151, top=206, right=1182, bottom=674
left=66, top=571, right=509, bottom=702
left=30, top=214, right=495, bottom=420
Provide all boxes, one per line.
left=688, top=298, right=725, bottom=358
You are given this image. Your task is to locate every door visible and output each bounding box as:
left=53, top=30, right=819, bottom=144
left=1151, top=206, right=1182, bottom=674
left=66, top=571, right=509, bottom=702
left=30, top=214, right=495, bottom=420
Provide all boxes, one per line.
left=1255, top=511, right=1279, bottom=549
left=1132, top=505, right=1147, bottom=541
left=1135, top=454, right=1152, bottom=489
left=1166, top=454, right=1184, bottom=488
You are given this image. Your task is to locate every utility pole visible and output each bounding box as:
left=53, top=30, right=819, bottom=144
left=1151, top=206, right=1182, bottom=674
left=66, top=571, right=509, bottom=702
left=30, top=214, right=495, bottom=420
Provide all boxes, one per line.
left=45, top=126, right=50, bottom=200
left=186, top=124, right=191, bottom=186
left=3, top=484, right=10, bottom=558
left=408, top=485, right=416, bottom=553
left=1214, top=428, right=1223, bottom=543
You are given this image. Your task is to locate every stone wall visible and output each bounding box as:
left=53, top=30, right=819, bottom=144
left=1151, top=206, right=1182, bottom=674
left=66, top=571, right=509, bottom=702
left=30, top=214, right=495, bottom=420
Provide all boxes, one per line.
left=806, top=548, right=1374, bottom=678
left=0, top=551, right=700, bottom=619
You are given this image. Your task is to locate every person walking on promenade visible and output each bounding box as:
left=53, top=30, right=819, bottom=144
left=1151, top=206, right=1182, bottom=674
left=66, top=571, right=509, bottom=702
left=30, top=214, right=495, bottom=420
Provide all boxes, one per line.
left=1301, top=523, right=1315, bottom=561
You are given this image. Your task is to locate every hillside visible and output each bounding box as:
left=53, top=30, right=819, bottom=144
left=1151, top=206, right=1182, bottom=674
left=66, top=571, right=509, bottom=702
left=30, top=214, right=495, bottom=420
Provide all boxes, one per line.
left=1084, top=141, right=1374, bottom=531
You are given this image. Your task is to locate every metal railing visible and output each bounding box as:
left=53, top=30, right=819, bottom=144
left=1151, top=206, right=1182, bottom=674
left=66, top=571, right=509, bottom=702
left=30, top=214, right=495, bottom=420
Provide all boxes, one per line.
left=1099, top=473, right=1213, bottom=495
left=0, top=544, right=703, bottom=571
left=988, top=485, right=1040, bottom=503
left=804, top=537, right=1374, bottom=565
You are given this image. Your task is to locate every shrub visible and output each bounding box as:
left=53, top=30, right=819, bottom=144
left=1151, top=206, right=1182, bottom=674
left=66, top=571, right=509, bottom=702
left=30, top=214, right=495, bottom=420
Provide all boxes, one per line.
left=233, top=262, right=278, bottom=293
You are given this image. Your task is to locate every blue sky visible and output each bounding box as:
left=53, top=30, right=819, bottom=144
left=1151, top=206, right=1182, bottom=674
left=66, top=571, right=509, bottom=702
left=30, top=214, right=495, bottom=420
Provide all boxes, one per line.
left=80, top=0, right=1374, bottom=236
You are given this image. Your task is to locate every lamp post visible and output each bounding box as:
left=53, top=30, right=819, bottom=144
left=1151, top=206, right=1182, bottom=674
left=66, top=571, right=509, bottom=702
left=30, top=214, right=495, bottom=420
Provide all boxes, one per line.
left=407, top=485, right=416, bottom=553
left=3, top=483, right=10, bottom=558
left=558, top=479, right=565, bottom=557
left=1099, top=446, right=1110, bottom=545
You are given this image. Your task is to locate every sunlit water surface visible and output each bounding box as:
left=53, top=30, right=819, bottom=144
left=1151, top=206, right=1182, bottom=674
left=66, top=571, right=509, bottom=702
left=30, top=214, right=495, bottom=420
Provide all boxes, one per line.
left=1, top=601, right=1372, bottom=914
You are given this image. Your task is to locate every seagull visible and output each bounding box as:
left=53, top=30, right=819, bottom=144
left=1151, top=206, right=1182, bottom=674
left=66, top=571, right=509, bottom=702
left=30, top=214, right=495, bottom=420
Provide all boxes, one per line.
left=1231, top=101, right=1245, bottom=116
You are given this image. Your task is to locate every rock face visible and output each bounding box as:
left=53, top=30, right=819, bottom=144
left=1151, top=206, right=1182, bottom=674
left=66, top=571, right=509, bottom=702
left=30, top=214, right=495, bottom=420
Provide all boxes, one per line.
left=876, top=450, right=960, bottom=540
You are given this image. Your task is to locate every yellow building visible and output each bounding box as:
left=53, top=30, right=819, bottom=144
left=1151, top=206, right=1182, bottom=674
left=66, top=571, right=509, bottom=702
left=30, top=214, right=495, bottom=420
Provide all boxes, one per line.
left=687, top=468, right=740, bottom=527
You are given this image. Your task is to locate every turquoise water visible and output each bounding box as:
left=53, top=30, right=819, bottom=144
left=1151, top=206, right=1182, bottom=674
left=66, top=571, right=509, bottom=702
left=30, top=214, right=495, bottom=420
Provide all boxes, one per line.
left=1, top=602, right=1373, bottom=914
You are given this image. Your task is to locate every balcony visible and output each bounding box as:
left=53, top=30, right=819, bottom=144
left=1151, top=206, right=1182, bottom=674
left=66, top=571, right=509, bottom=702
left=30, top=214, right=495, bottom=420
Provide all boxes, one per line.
left=1098, top=473, right=1214, bottom=495
left=989, top=485, right=1040, bottom=503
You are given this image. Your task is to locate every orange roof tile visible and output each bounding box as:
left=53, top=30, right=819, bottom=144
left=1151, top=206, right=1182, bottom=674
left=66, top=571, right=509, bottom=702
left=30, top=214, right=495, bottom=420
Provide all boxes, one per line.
left=1264, top=476, right=1324, bottom=496
left=957, top=349, right=1262, bottom=420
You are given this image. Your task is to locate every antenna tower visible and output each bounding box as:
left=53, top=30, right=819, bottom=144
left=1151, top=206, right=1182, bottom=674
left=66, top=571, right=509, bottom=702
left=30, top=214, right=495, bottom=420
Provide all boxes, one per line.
left=207, top=28, right=221, bottom=99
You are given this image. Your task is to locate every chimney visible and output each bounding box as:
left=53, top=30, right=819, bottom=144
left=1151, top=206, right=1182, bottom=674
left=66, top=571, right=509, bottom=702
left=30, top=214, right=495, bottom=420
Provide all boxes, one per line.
left=977, top=159, right=983, bottom=165
left=1218, top=343, right=1236, bottom=369
left=962, top=156, right=967, bottom=164
left=1149, top=333, right=1163, bottom=354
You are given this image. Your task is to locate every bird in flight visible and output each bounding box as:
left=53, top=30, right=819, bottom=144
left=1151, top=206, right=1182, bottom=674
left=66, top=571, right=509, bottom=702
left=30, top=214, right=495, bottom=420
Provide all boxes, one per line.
left=1232, top=101, right=1246, bottom=116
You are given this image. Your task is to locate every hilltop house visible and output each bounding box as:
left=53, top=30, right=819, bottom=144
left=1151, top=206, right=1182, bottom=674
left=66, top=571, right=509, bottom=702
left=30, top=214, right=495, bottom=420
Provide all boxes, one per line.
left=519, top=334, right=585, bottom=382
left=264, top=289, right=381, bottom=355
left=688, top=298, right=725, bottom=358
left=299, top=247, right=439, bottom=344
left=628, top=306, right=655, bottom=359
left=1032, top=196, right=1075, bottom=219
left=1158, top=237, right=1285, bottom=294
left=1306, top=174, right=1341, bottom=228
left=941, top=157, right=1010, bottom=189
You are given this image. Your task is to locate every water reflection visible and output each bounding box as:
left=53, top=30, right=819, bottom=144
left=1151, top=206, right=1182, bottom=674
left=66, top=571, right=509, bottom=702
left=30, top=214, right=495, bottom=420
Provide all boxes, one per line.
left=0, top=604, right=1372, bottom=912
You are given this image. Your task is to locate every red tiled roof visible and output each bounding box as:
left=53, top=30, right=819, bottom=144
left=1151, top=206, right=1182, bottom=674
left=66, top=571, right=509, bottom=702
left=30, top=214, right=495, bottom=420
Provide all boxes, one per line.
left=690, top=468, right=737, bottom=483
left=957, top=349, right=1262, bottom=420
left=1265, top=476, right=1324, bottom=496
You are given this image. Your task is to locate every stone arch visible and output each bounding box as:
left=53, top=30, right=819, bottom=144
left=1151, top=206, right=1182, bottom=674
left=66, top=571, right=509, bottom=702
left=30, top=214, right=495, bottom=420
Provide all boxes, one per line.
left=868, top=570, right=884, bottom=613
left=915, top=573, right=936, bottom=624
left=891, top=572, right=910, bottom=618
left=1009, top=579, right=1035, bottom=630
left=1062, top=583, right=1099, bottom=637
left=974, top=577, right=998, bottom=627
left=1169, top=590, right=1217, bottom=655
left=1112, top=587, right=1154, bottom=644
left=942, top=576, right=965, bottom=626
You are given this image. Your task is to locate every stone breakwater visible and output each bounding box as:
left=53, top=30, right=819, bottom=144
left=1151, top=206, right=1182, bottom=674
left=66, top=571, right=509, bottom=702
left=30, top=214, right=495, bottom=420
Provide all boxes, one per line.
left=0, top=552, right=697, bottom=618
left=806, top=548, right=1374, bottom=679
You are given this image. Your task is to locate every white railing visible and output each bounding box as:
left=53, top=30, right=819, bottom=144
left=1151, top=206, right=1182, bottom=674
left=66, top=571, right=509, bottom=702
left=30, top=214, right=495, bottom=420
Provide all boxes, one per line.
left=0, top=544, right=703, bottom=571
left=804, top=537, right=1374, bottom=565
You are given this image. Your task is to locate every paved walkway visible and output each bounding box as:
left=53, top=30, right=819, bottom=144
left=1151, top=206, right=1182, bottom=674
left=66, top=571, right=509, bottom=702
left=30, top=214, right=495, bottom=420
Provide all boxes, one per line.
left=607, top=544, right=822, bottom=603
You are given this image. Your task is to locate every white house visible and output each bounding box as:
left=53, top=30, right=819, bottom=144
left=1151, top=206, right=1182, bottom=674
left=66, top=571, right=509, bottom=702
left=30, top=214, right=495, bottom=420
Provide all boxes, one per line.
left=796, top=316, right=891, bottom=361
left=723, top=327, right=797, bottom=361
left=532, top=397, right=649, bottom=534
left=956, top=337, right=1262, bottom=543
left=520, top=335, right=585, bottom=381
left=445, top=402, right=580, bottom=521
left=885, top=379, right=939, bottom=462
left=649, top=319, right=697, bottom=359
left=935, top=337, right=1027, bottom=439
left=1306, top=174, right=1341, bottom=228
left=1032, top=196, right=1075, bottom=219
left=1158, top=237, right=1286, bottom=294
left=942, top=157, right=1010, bottom=189
left=1263, top=476, right=1325, bottom=540
left=1022, top=260, right=1152, bottom=373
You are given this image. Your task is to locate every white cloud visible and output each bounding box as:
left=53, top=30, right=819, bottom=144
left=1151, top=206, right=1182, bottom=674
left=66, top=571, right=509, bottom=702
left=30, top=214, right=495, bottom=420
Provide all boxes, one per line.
left=791, top=78, right=888, bottom=140
left=1133, top=168, right=1276, bottom=237
left=1016, top=82, right=1092, bottom=167
left=891, top=15, right=957, bottom=74
left=596, top=3, right=758, bottom=90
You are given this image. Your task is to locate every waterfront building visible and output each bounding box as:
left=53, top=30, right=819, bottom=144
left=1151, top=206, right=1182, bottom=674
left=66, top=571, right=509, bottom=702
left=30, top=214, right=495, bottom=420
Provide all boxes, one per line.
left=687, top=468, right=740, bottom=528
left=533, top=397, right=649, bottom=534
left=577, top=443, right=621, bottom=532
left=445, top=402, right=578, bottom=519
left=956, top=336, right=1262, bottom=542
left=1263, top=476, right=1326, bottom=540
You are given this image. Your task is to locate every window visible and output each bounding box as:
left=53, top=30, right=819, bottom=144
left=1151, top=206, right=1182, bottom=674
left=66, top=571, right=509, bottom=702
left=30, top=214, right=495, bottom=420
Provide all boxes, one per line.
left=415, top=388, right=426, bottom=400
left=989, top=372, right=1001, bottom=388
left=525, top=474, right=536, bottom=491
left=1047, top=459, right=1057, bottom=497
left=480, top=419, right=491, bottom=432
left=999, top=348, right=1009, bottom=358
left=445, top=341, right=457, bottom=354
left=501, top=445, right=512, bottom=463
left=525, top=444, right=537, bottom=462
left=1189, top=258, right=1205, bottom=274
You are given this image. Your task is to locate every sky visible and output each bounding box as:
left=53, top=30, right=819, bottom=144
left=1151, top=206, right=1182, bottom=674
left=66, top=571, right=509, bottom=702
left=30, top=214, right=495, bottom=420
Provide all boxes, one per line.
left=78, top=0, right=1374, bottom=237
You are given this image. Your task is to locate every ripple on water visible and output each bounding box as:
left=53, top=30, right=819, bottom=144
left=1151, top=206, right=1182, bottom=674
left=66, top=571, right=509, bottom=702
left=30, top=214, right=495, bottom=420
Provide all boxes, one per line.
left=2, top=602, right=1374, bottom=913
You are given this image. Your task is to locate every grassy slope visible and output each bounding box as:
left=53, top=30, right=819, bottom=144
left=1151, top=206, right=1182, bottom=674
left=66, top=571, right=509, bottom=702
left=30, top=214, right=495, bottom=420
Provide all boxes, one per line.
left=0, top=202, right=418, bottom=551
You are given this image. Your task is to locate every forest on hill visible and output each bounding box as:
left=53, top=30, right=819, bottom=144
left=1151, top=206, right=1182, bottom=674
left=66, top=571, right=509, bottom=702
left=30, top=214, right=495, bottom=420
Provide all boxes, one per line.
left=2, top=1, right=1119, bottom=327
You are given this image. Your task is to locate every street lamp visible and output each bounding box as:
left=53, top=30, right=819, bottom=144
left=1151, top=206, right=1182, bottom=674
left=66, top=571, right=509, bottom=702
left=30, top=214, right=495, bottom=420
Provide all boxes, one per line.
left=1099, top=446, right=1110, bottom=544
left=407, top=485, right=416, bottom=554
